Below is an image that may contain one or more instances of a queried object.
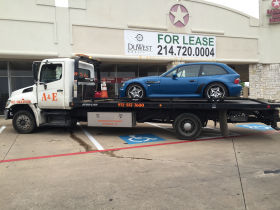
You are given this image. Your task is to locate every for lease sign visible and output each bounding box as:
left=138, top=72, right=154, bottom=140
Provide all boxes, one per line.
left=124, top=30, right=216, bottom=59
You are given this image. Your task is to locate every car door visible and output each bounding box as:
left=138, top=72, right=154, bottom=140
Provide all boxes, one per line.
left=160, top=65, right=201, bottom=97
left=37, top=62, right=65, bottom=109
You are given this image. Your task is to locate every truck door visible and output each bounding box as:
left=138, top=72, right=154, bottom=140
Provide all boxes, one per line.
left=37, top=62, right=65, bottom=109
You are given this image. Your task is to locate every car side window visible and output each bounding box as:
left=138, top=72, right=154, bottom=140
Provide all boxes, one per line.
left=165, top=65, right=200, bottom=78
left=201, top=65, right=227, bottom=76
left=40, top=64, right=62, bottom=83
left=177, top=65, right=200, bottom=77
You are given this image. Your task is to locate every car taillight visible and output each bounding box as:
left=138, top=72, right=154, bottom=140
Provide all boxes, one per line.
left=234, top=78, right=240, bottom=84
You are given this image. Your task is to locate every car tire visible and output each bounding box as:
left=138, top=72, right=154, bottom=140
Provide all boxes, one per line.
left=205, top=83, right=228, bottom=102
left=13, top=110, right=36, bottom=134
left=174, top=113, right=202, bottom=140
left=126, top=83, right=145, bottom=100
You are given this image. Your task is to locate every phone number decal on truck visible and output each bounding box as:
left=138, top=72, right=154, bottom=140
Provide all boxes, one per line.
left=118, top=103, right=145, bottom=108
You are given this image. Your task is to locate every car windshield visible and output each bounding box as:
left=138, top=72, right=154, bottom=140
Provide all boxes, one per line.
left=160, top=68, right=172, bottom=77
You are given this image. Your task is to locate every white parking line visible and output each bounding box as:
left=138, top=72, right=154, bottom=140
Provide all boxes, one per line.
left=0, top=126, right=6, bottom=134
left=145, top=122, right=174, bottom=133
left=77, top=123, right=104, bottom=150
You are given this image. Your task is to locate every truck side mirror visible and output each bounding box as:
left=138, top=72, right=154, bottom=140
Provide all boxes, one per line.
left=172, top=73, right=178, bottom=80
left=32, top=62, right=41, bottom=83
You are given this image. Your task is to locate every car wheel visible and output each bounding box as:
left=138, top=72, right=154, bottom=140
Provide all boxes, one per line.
left=126, top=83, right=145, bottom=100
left=13, top=110, right=36, bottom=134
left=205, top=83, right=228, bottom=102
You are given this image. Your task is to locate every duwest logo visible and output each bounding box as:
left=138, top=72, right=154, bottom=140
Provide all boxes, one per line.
left=127, top=33, right=152, bottom=53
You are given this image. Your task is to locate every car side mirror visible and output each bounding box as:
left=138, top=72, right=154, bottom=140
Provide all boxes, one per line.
left=172, top=73, right=178, bottom=80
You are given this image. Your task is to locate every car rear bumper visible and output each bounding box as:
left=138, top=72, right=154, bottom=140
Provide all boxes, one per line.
left=228, top=84, right=242, bottom=97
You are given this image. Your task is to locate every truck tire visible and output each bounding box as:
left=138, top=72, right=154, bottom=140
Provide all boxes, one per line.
left=174, top=113, right=202, bottom=140
left=13, top=110, right=36, bottom=134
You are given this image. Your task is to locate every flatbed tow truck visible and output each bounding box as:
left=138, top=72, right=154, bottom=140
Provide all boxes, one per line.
left=4, top=55, right=280, bottom=139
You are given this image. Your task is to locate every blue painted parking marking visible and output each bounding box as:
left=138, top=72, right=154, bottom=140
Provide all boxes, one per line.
left=236, top=124, right=273, bottom=130
left=120, top=134, right=165, bottom=144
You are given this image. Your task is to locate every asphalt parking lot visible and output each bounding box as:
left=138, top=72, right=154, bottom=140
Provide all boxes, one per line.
left=0, top=117, right=280, bottom=210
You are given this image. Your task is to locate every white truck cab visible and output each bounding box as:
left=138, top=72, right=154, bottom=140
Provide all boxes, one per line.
left=5, top=55, right=100, bottom=133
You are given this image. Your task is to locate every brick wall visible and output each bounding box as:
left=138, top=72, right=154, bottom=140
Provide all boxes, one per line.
left=249, top=64, right=280, bottom=101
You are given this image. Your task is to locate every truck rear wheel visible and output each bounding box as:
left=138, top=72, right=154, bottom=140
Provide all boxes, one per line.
left=13, top=110, right=36, bottom=134
left=174, top=113, right=202, bottom=140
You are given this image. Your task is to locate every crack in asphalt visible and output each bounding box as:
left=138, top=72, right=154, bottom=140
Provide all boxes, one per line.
left=232, top=137, right=247, bottom=210
left=70, top=131, right=93, bottom=152
left=101, top=151, right=153, bottom=161
left=1, top=134, right=19, bottom=162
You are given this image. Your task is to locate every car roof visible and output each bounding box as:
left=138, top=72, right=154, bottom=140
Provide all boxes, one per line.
left=176, top=62, right=227, bottom=67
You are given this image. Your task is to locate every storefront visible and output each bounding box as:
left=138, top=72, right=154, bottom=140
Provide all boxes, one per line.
left=0, top=61, right=34, bottom=114
left=0, top=0, right=279, bottom=114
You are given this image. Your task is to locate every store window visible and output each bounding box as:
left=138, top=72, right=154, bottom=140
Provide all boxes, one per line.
left=139, top=64, right=160, bottom=77
left=158, top=65, right=167, bottom=75
left=0, top=62, right=7, bottom=76
left=100, top=64, right=116, bottom=97
left=0, top=62, right=8, bottom=115
left=116, top=64, right=138, bottom=96
left=10, top=61, right=34, bottom=92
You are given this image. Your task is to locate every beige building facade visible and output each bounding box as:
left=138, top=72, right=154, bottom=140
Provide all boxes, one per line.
left=0, top=0, right=279, bottom=113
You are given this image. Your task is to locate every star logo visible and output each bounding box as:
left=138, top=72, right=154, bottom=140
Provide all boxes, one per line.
left=169, top=4, right=189, bottom=27
left=272, top=0, right=280, bottom=9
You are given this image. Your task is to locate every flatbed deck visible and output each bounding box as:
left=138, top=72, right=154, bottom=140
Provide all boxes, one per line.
left=74, top=98, right=280, bottom=111
left=61, top=98, right=280, bottom=139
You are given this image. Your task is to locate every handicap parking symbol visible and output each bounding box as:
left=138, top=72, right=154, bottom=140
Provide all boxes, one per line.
left=236, top=124, right=273, bottom=130
left=120, top=134, right=165, bottom=144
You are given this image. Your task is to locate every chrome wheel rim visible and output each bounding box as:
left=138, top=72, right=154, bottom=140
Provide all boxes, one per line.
left=180, top=120, right=195, bottom=135
left=127, top=85, right=144, bottom=98
left=208, top=86, right=225, bottom=99
left=183, top=122, right=192, bottom=131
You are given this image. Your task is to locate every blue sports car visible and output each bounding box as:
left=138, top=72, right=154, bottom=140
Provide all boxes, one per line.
left=119, top=62, right=242, bottom=102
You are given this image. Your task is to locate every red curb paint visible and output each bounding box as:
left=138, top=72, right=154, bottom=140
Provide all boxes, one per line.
left=0, top=130, right=278, bottom=164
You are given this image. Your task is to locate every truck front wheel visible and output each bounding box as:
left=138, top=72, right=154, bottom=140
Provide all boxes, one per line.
left=13, top=110, right=36, bottom=134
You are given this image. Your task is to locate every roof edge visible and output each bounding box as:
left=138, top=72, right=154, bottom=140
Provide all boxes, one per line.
left=186, top=0, right=259, bottom=20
